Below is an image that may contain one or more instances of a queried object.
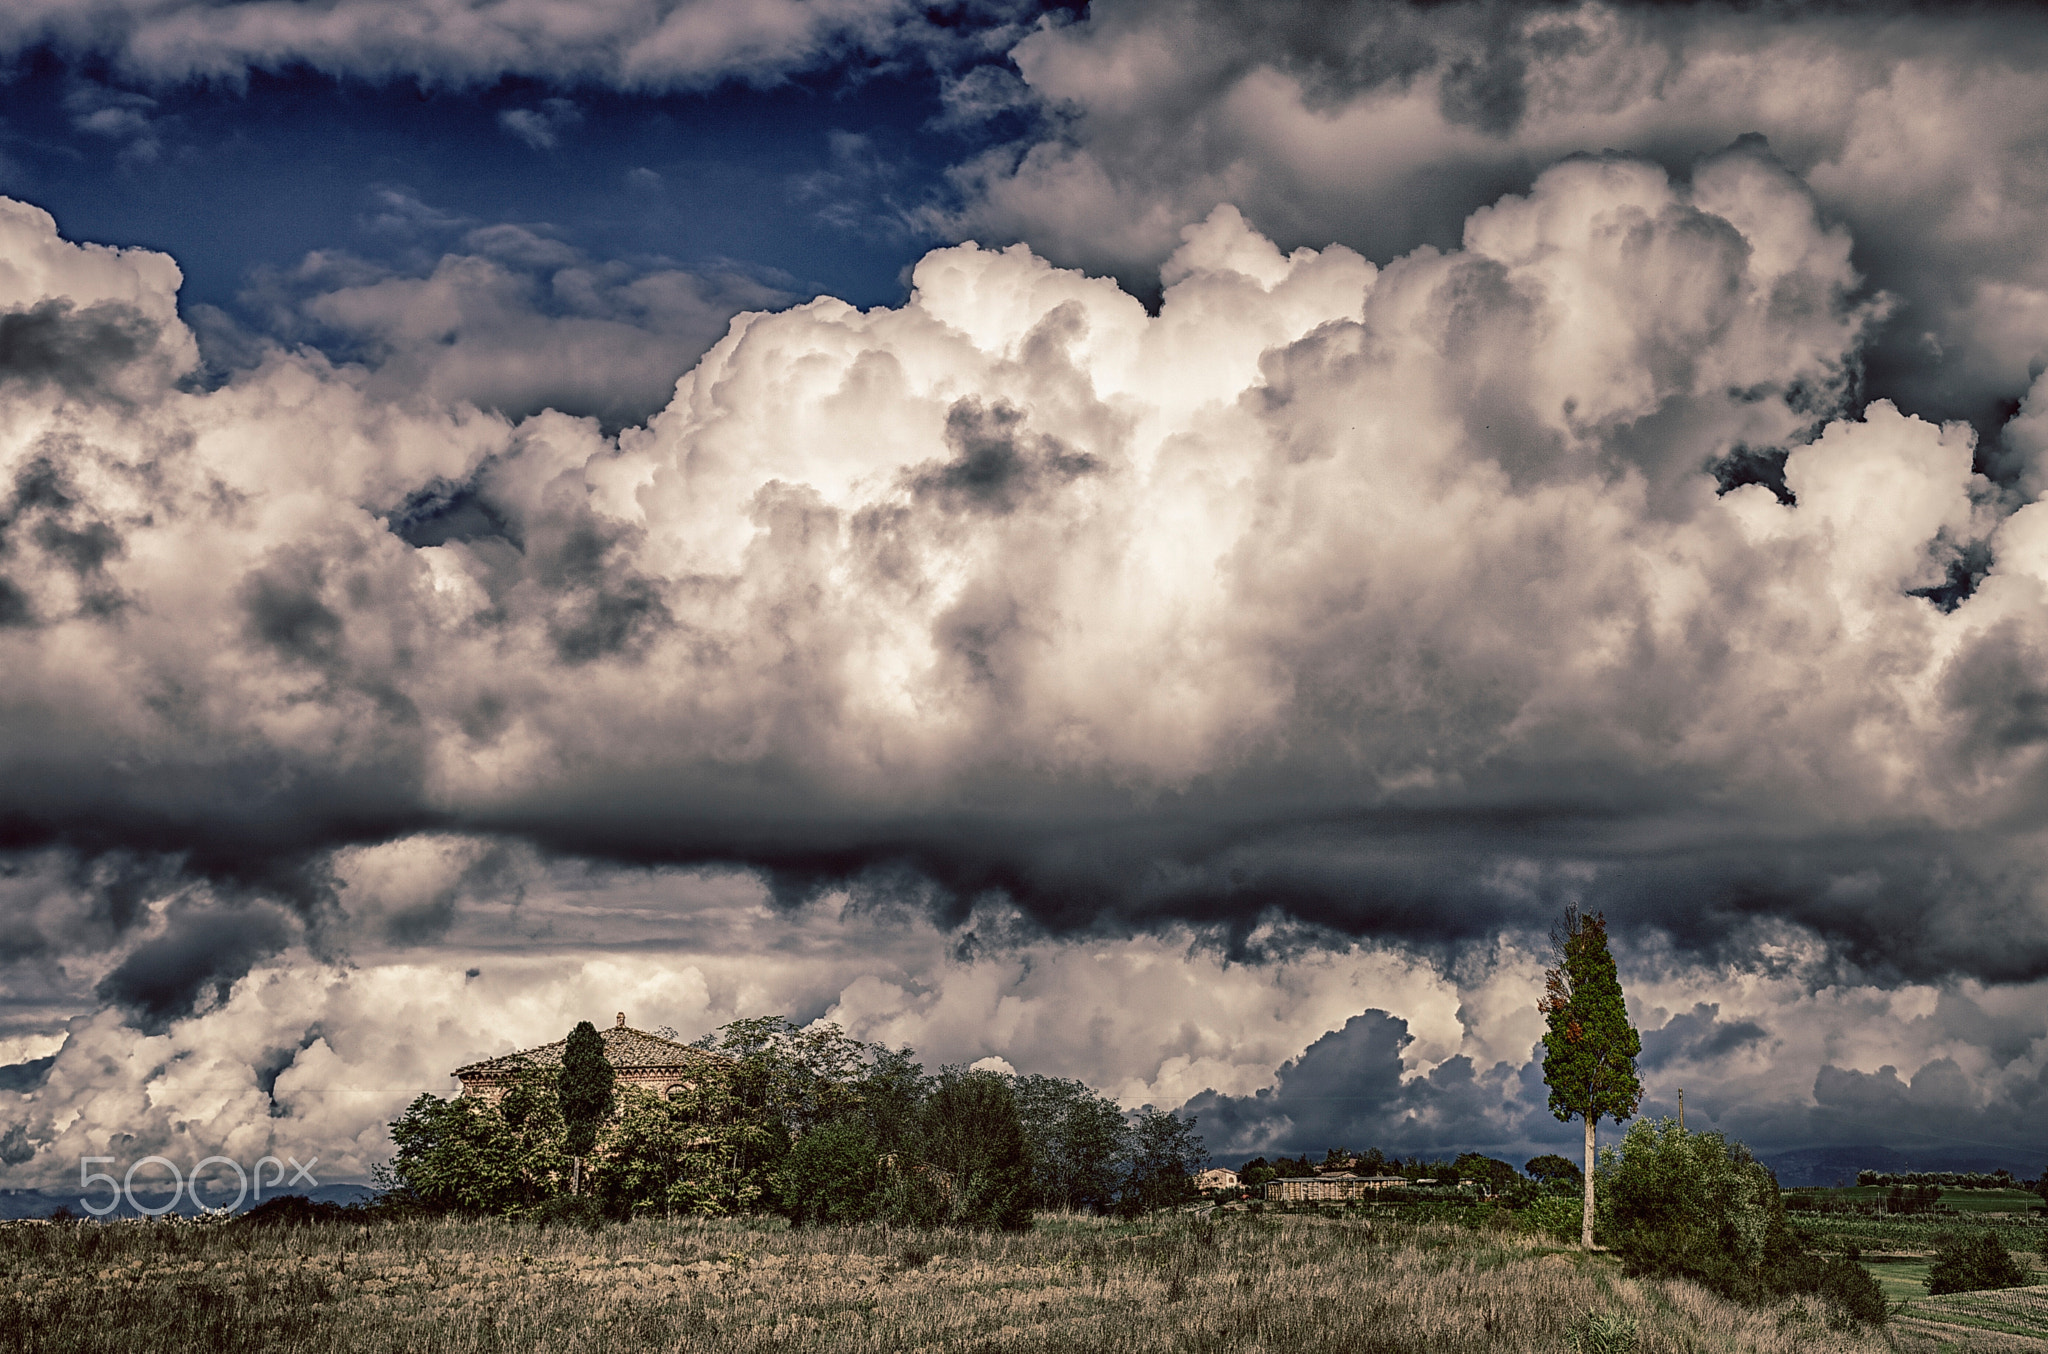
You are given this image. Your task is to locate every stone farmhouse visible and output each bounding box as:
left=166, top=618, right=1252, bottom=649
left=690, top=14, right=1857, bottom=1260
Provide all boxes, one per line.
left=1263, top=1174, right=1409, bottom=1202
left=453, top=1013, right=731, bottom=1102
left=1194, top=1167, right=1240, bottom=1192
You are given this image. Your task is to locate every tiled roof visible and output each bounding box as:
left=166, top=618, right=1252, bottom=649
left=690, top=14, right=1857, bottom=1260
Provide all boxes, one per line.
left=454, top=1026, right=730, bottom=1081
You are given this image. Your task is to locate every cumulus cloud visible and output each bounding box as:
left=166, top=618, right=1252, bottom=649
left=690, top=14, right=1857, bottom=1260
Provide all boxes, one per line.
left=9, top=120, right=2048, bottom=1181
left=947, top=0, right=2048, bottom=439
left=4, top=143, right=2048, bottom=994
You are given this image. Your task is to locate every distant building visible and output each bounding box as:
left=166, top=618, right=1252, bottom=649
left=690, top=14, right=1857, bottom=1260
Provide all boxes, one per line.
left=1264, top=1174, right=1408, bottom=1202
left=1195, top=1167, right=1240, bottom=1192
left=452, top=1013, right=730, bottom=1103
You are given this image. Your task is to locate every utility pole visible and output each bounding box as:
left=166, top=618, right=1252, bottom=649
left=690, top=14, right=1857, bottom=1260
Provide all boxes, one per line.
left=1678, top=1088, right=1684, bottom=1133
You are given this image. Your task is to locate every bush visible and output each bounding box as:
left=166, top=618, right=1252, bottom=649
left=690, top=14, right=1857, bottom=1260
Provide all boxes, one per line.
left=1527, top=1153, right=1584, bottom=1188
left=384, top=1068, right=567, bottom=1214
left=1601, top=1119, right=1791, bottom=1300
left=874, top=1157, right=949, bottom=1228
left=1570, top=1311, right=1638, bottom=1354
left=1927, top=1230, right=2028, bottom=1295
left=1520, top=1193, right=1581, bottom=1241
left=923, top=1070, right=1033, bottom=1230
left=593, top=1080, right=774, bottom=1218
left=1600, top=1117, right=1861, bottom=1313
left=775, top=1119, right=884, bottom=1227
left=1817, top=1252, right=1888, bottom=1327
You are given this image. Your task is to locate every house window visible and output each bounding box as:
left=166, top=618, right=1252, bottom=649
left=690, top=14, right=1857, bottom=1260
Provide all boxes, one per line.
left=665, top=1082, right=696, bottom=1100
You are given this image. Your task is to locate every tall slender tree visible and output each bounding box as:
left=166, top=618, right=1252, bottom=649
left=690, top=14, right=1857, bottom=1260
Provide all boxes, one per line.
left=1539, top=908, right=1642, bottom=1247
left=558, top=1020, right=615, bottom=1197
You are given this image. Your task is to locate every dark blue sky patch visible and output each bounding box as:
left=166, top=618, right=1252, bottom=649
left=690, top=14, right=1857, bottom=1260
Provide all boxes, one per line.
left=0, top=48, right=1000, bottom=339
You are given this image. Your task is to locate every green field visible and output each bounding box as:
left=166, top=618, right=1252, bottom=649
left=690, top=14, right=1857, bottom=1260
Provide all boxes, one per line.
left=1798, top=1211, right=2048, bottom=1258
left=1789, top=1187, right=2046, bottom=1215
left=1866, top=1257, right=1935, bottom=1299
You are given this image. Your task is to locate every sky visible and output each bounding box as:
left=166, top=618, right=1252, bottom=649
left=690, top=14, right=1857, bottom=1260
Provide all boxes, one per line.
left=6, top=0, right=2048, bottom=1190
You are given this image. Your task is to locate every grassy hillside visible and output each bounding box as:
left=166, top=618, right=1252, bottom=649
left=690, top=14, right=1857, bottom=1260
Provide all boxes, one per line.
left=1, top=1211, right=1900, bottom=1354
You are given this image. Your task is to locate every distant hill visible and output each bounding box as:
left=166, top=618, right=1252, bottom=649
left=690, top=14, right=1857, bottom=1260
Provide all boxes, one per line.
left=1759, top=1146, right=2046, bottom=1188
left=0, top=1182, right=380, bottom=1221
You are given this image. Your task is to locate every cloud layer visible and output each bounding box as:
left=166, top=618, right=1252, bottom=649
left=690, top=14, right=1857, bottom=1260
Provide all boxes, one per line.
left=0, top=0, right=1026, bottom=88
left=9, top=47, right=2048, bottom=1181
left=6, top=140, right=2048, bottom=994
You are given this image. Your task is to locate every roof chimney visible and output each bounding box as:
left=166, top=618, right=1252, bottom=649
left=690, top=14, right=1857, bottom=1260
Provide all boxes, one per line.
left=615, top=1012, right=626, bottom=1028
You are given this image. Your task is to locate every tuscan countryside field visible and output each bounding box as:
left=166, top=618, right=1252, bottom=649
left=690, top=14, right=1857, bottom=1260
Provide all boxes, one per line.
left=5, top=1200, right=2046, bottom=1354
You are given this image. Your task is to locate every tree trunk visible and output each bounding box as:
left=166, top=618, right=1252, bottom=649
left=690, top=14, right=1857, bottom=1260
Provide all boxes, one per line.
left=572, top=1156, right=582, bottom=1197
left=1581, top=1114, right=1596, bottom=1248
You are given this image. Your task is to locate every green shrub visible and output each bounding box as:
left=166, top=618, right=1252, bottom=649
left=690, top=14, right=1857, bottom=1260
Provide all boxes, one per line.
left=235, top=1196, right=358, bottom=1228
left=593, top=1080, right=774, bottom=1218
left=384, top=1067, right=567, bottom=1214
left=923, top=1070, right=1033, bottom=1230
left=1602, top=1119, right=1785, bottom=1297
left=1817, top=1252, right=1888, bottom=1326
left=774, top=1119, right=884, bottom=1227
left=1520, top=1193, right=1580, bottom=1240
left=1600, top=1117, right=1865, bottom=1312
left=875, top=1158, right=949, bottom=1228
left=1927, top=1230, right=2028, bottom=1294
left=1570, top=1310, right=1638, bottom=1354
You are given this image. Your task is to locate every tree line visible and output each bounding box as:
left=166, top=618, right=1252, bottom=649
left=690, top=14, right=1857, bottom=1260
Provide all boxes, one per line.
left=1855, top=1170, right=2025, bottom=1190
left=382, top=1016, right=1206, bottom=1228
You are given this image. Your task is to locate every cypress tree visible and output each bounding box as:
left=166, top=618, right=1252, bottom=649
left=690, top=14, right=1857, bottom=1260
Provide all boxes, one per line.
left=558, top=1020, right=616, bottom=1196
left=1539, top=908, right=1642, bottom=1247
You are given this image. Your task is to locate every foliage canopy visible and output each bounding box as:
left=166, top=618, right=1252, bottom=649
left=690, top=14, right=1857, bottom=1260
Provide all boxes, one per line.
left=1539, top=909, right=1642, bottom=1128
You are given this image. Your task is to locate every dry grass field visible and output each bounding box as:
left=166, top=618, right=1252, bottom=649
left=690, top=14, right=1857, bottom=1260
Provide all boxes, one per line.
left=0, top=1208, right=1939, bottom=1354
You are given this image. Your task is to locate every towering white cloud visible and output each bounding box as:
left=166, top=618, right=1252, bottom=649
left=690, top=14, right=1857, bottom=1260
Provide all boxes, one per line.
left=950, top=0, right=2048, bottom=437
left=0, top=144, right=2040, bottom=965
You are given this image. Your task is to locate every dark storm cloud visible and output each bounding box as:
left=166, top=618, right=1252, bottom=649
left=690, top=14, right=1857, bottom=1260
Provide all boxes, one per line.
left=0, top=1057, right=54, bottom=1093
left=0, top=451, right=129, bottom=624
left=241, top=550, right=346, bottom=668
left=1180, top=1011, right=1540, bottom=1157
left=524, top=801, right=2048, bottom=983
left=1806, top=1056, right=2048, bottom=1153
left=0, top=299, right=157, bottom=400
left=94, top=899, right=296, bottom=1032
left=912, top=397, right=1101, bottom=515
left=1639, top=1002, right=1768, bottom=1069
left=0, top=1124, right=33, bottom=1165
